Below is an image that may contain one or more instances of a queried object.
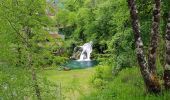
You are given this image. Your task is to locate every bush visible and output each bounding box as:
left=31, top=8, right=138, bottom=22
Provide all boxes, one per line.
left=90, top=65, right=113, bottom=89
left=0, top=65, right=61, bottom=100
left=52, top=56, right=68, bottom=65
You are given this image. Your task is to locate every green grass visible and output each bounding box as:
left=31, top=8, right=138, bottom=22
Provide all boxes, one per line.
left=40, top=68, right=95, bottom=100
left=40, top=67, right=170, bottom=100
left=81, top=67, right=170, bottom=100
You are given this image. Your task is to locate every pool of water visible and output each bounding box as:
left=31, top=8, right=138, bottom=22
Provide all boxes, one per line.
left=63, top=60, right=98, bottom=69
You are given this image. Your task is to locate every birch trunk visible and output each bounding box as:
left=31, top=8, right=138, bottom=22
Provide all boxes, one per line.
left=127, top=0, right=161, bottom=93
left=164, top=11, right=170, bottom=90
left=148, top=0, right=161, bottom=74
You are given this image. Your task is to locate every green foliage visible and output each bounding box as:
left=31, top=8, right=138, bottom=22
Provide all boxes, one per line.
left=0, top=0, right=50, bottom=66
left=55, top=0, right=170, bottom=71
left=56, top=0, right=136, bottom=70
left=90, top=65, right=113, bottom=89
left=0, top=0, right=66, bottom=99
left=81, top=67, right=170, bottom=100
left=0, top=0, right=65, bottom=68
left=0, top=65, right=32, bottom=99
left=1, top=0, right=170, bottom=99
left=0, top=64, right=59, bottom=100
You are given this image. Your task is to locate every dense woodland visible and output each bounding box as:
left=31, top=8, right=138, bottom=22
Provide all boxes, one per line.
left=0, top=0, right=170, bottom=100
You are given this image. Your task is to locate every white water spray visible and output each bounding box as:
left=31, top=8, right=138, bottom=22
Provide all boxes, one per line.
left=77, top=41, right=93, bottom=61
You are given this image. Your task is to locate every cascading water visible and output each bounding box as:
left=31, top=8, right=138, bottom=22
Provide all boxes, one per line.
left=63, top=41, right=98, bottom=69
left=77, top=41, right=93, bottom=61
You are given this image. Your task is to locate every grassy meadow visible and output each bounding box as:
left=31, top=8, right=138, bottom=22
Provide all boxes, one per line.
left=39, top=66, right=170, bottom=100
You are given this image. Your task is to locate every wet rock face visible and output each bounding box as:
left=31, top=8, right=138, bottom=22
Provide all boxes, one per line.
left=70, top=47, right=83, bottom=60
left=70, top=41, right=93, bottom=61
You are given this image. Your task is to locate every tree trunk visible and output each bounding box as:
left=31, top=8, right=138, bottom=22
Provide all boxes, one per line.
left=25, top=25, right=41, bottom=100
left=127, top=0, right=161, bottom=93
left=28, top=53, right=42, bottom=100
left=31, top=68, right=42, bottom=100
left=164, top=11, right=170, bottom=90
left=148, top=0, right=161, bottom=75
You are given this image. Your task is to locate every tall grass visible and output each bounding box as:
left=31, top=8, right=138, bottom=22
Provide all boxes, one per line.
left=81, top=67, right=170, bottom=100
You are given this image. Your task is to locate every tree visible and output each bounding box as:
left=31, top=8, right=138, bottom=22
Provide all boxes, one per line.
left=164, top=11, right=170, bottom=90
left=127, top=0, right=161, bottom=93
left=0, top=0, right=50, bottom=99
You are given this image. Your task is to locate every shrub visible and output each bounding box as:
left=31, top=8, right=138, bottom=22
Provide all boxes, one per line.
left=90, top=65, right=113, bottom=89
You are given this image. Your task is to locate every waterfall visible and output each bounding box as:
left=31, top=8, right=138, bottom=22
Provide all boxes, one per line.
left=77, top=41, right=93, bottom=61
left=65, top=41, right=98, bottom=69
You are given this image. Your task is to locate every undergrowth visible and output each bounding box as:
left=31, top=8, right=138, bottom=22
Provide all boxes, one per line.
left=81, top=66, right=170, bottom=100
